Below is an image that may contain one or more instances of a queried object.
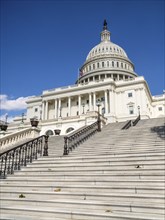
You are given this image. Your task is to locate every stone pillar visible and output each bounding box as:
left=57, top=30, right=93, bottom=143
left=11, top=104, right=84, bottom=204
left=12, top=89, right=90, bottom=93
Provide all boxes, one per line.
left=42, top=101, right=45, bottom=120
left=68, top=97, right=71, bottom=116
left=54, top=99, right=57, bottom=119
left=89, top=93, right=92, bottom=111
left=45, top=101, right=48, bottom=120
left=58, top=98, right=61, bottom=117
left=109, top=90, right=115, bottom=114
left=104, top=90, right=108, bottom=114
left=78, top=95, right=81, bottom=115
left=93, top=92, right=96, bottom=111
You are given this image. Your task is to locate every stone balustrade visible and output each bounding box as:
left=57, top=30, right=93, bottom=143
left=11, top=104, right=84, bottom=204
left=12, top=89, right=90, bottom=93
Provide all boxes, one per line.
left=0, top=127, right=41, bottom=152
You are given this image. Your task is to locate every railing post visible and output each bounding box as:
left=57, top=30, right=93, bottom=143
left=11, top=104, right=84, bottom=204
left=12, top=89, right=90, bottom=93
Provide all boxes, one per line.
left=63, top=137, right=68, bottom=155
left=43, top=135, right=49, bottom=156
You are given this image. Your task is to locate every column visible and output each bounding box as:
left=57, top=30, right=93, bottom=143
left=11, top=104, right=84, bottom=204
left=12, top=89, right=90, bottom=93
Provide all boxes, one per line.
left=109, top=90, right=115, bottom=114
left=78, top=95, right=81, bottom=115
left=45, top=101, right=48, bottom=120
left=68, top=97, right=71, bottom=116
left=58, top=98, right=61, bottom=117
left=93, top=92, right=96, bottom=111
left=104, top=90, right=108, bottom=114
left=54, top=99, right=57, bottom=119
left=42, top=101, right=45, bottom=120
left=89, top=93, right=92, bottom=111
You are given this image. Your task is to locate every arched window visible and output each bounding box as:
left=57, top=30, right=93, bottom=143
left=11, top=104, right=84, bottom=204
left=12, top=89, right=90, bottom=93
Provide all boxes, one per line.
left=66, top=127, right=74, bottom=134
left=102, top=62, right=104, bottom=67
left=45, top=130, right=54, bottom=136
left=117, top=62, right=119, bottom=67
left=112, top=61, right=114, bottom=67
left=107, top=61, right=109, bottom=67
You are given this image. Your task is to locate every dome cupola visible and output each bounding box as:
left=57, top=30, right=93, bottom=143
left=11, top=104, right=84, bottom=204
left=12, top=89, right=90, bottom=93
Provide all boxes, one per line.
left=77, top=20, right=137, bottom=85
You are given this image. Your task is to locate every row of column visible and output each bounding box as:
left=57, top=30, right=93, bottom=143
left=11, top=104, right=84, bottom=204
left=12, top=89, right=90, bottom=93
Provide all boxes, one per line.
left=42, top=89, right=115, bottom=120
left=80, top=74, right=132, bottom=84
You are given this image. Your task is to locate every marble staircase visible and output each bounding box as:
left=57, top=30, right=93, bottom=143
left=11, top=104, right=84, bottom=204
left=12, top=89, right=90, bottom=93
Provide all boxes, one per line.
left=0, top=118, right=164, bottom=220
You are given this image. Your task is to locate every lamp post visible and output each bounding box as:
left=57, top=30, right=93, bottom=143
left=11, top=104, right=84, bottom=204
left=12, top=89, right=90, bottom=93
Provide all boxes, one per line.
left=21, top=113, right=24, bottom=123
left=82, top=103, right=85, bottom=114
left=5, top=113, right=8, bottom=125
left=96, top=99, right=101, bottom=132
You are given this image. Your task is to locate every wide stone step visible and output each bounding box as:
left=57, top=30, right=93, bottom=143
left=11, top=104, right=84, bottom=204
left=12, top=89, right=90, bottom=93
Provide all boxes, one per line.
left=3, top=179, right=164, bottom=187
left=1, top=197, right=164, bottom=215
left=1, top=184, right=163, bottom=194
left=11, top=169, right=164, bottom=176
left=20, top=164, right=164, bottom=171
left=1, top=190, right=164, bottom=203
left=1, top=205, right=164, bottom=220
left=5, top=173, right=165, bottom=180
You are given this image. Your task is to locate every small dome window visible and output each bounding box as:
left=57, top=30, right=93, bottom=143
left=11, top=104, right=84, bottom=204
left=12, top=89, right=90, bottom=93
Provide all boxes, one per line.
left=93, top=64, right=95, bottom=69
left=112, top=61, right=114, bottom=67
left=106, top=47, right=108, bottom=51
left=117, top=62, right=119, bottom=67
left=97, top=63, right=99, bottom=68
left=110, top=47, right=112, bottom=51
left=107, top=61, right=109, bottom=67
left=102, top=62, right=104, bottom=67
left=102, top=47, right=104, bottom=51
left=99, top=48, right=101, bottom=52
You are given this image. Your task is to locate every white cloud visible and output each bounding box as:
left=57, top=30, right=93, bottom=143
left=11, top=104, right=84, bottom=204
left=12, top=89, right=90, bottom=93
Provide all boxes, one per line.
left=0, top=94, right=29, bottom=111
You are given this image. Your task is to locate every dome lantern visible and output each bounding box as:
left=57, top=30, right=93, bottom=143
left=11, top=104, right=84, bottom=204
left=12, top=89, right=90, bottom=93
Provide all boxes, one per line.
left=101, top=19, right=111, bottom=42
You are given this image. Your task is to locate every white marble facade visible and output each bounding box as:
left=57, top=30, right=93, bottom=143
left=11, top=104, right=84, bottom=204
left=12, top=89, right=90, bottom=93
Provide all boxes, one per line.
left=12, top=21, right=165, bottom=135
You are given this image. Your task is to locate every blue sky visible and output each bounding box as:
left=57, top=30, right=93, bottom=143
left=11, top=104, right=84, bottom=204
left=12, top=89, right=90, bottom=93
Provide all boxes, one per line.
left=0, top=0, right=164, bottom=121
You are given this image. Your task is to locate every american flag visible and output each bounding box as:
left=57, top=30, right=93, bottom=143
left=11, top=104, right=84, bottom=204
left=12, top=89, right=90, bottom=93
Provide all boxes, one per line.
left=79, top=69, right=83, bottom=77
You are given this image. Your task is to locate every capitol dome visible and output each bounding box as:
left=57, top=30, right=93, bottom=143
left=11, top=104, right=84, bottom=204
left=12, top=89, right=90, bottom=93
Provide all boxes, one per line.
left=77, top=20, right=137, bottom=84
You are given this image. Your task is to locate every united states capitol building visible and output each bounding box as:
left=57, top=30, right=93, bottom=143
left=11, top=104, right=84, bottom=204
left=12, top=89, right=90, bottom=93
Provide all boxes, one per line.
left=9, top=20, right=165, bottom=136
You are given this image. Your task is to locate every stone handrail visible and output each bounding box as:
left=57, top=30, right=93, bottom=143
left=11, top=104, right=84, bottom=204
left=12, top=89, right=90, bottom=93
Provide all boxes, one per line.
left=0, top=127, right=41, bottom=152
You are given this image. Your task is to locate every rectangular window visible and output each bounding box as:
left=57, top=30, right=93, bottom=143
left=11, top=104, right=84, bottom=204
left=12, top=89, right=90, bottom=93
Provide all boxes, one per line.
left=129, top=105, right=134, bottom=114
left=158, top=107, right=162, bottom=111
left=35, top=108, right=38, bottom=112
left=77, top=101, right=79, bottom=105
left=128, top=92, right=133, bottom=97
left=86, top=100, right=89, bottom=104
